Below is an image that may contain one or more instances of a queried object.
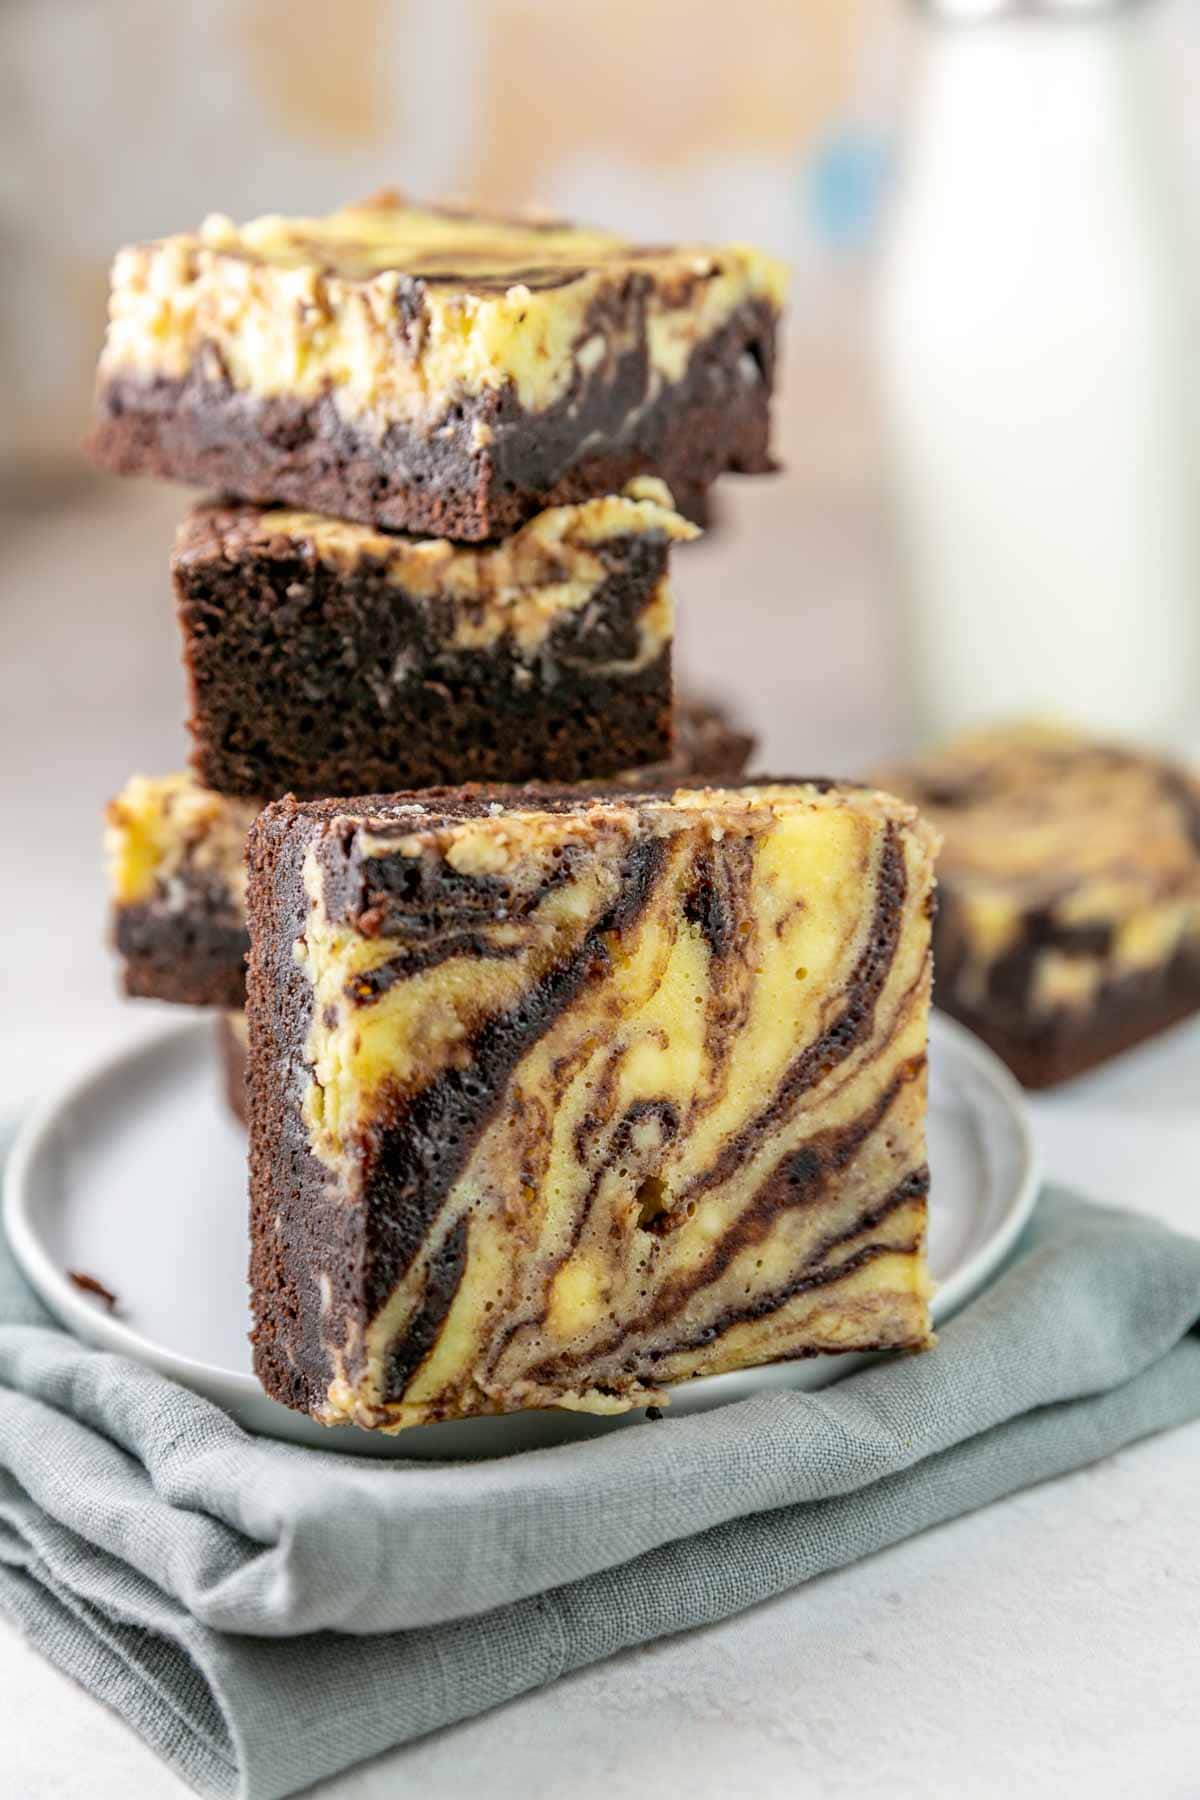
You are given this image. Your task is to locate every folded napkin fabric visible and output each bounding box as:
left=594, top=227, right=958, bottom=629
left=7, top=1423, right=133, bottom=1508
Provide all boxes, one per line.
left=1, top=1173, right=1198, bottom=1800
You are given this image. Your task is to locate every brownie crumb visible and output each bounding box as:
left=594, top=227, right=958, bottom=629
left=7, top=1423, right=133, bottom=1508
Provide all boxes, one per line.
left=68, top=1270, right=119, bottom=1311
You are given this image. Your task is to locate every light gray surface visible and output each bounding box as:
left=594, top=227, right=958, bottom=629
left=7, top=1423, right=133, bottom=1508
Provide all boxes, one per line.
left=4, top=1406, right=1198, bottom=1800
left=3, top=1011, right=1036, bottom=1457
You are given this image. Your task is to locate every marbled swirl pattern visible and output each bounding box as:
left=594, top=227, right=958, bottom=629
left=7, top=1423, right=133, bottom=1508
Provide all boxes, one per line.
left=246, top=783, right=938, bottom=1432
left=99, top=197, right=788, bottom=427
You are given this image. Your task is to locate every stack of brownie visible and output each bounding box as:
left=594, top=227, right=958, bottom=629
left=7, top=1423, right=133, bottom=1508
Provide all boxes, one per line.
left=93, top=195, right=944, bottom=1435
left=99, top=195, right=775, bottom=1111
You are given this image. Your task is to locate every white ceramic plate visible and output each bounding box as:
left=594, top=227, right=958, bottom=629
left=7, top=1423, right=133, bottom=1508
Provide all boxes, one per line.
left=4, top=1012, right=1037, bottom=1461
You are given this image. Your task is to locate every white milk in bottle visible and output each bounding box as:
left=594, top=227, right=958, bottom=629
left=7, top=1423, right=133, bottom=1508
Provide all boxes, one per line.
left=875, top=0, right=1200, bottom=744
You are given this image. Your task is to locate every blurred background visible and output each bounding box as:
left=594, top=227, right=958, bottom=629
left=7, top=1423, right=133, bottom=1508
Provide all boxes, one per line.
left=3, top=0, right=1200, bottom=1096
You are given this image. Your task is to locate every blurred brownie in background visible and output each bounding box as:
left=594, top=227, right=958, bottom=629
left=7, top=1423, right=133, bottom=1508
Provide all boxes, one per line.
left=876, top=722, right=1200, bottom=1088
left=89, top=196, right=787, bottom=540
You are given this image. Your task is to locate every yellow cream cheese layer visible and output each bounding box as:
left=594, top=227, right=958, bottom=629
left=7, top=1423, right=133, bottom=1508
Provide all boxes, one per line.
left=105, top=773, right=257, bottom=910
left=298, top=814, right=635, bottom=1168
left=877, top=722, right=1200, bottom=1017
left=99, top=198, right=790, bottom=434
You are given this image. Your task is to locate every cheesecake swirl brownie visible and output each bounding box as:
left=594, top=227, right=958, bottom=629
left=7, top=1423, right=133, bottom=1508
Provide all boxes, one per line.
left=89, top=196, right=788, bottom=539
left=104, top=699, right=756, bottom=1009
left=877, top=723, right=1200, bottom=1087
left=246, top=780, right=937, bottom=1431
left=175, top=480, right=693, bottom=797
left=105, top=775, right=258, bottom=1007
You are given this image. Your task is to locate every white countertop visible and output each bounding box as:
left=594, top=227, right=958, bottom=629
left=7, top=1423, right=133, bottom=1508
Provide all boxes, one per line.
left=2, top=475, right=1198, bottom=1798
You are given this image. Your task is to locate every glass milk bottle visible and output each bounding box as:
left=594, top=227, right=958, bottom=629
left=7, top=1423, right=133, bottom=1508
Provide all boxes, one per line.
left=875, top=0, right=1200, bottom=745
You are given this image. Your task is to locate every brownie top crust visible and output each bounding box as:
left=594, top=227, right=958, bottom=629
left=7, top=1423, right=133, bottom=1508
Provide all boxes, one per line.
left=264, top=777, right=925, bottom=844
left=262, top=778, right=935, bottom=939
left=96, top=192, right=789, bottom=434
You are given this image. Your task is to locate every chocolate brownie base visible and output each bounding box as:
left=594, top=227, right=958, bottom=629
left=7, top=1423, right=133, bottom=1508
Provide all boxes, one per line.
left=246, top=780, right=936, bottom=1430
left=91, top=301, right=776, bottom=541
left=115, top=900, right=248, bottom=1008
left=174, top=488, right=688, bottom=799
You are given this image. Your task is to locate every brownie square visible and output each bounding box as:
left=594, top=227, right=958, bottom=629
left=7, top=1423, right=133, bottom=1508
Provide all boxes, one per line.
left=89, top=196, right=787, bottom=538
left=174, top=483, right=691, bottom=799
left=876, top=723, right=1200, bottom=1087
left=245, top=780, right=936, bottom=1431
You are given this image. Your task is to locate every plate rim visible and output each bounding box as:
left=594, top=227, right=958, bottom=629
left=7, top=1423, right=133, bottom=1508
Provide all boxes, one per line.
left=922, top=1009, right=1039, bottom=1316
left=3, top=1011, right=1039, bottom=1427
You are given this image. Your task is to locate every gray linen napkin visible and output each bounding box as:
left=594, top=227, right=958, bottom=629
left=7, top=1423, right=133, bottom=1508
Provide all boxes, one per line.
left=1, top=1163, right=1198, bottom=1799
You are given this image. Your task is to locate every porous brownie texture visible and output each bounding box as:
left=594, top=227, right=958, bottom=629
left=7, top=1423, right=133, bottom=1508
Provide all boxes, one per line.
left=174, top=485, right=692, bottom=799
left=627, top=695, right=756, bottom=789
left=91, top=316, right=765, bottom=539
